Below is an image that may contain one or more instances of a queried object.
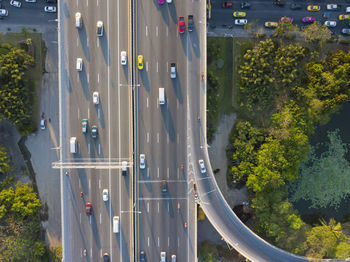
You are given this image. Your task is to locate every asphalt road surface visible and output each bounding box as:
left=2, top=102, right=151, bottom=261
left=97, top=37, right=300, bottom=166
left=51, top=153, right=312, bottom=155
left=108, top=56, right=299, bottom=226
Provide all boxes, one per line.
left=59, top=0, right=133, bottom=261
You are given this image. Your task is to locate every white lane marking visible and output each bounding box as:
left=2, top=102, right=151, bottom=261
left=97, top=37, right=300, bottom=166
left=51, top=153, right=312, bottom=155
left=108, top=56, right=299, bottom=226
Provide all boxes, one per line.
left=100, top=250, right=102, bottom=258
left=157, top=167, right=159, bottom=178
left=178, top=237, right=180, bottom=247
left=79, top=180, right=81, bottom=188
left=157, top=99, right=159, bottom=109
left=147, top=202, right=149, bottom=213
left=168, top=237, right=170, bottom=247
left=87, top=73, right=89, bottom=83
left=98, top=73, right=100, bottom=83
left=158, top=237, right=160, bottom=247
left=166, top=27, right=168, bottom=36
left=98, top=144, right=101, bottom=155
left=89, top=216, right=91, bottom=224
left=99, top=179, right=101, bottom=189
left=148, top=237, right=150, bottom=247
left=146, top=97, right=149, bottom=108
left=156, top=62, right=158, bottom=73
left=89, top=179, right=91, bottom=189
left=147, top=168, right=149, bottom=178
left=156, top=26, right=158, bottom=37
left=86, top=37, right=89, bottom=47
left=88, top=143, right=90, bottom=154
left=98, top=108, right=100, bottom=118
left=177, top=100, right=179, bottom=109
left=147, top=132, right=149, bottom=143
left=167, top=168, right=169, bottom=178
left=86, top=0, right=88, bottom=6
left=77, top=37, right=79, bottom=47
left=90, top=248, right=92, bottom=257
left=158, top=202, right=160, bottom=213
left=167, top=134, right=169, bottom=144
left=76, top=0, right=78, bottom=7
left=177, top=134, right=179, bottom=144
left=97, top=40, right=99, bottom=48
left=139, top=197, right=187, bottom=200
left=166, top=62, right=169, bottom=72
left=157, top=133, right=159, bottom=143
left=88, top=108, right=90, bottom=119
left=138, top=180, right=186, bottom=183
left=97, top=0, right=99, bottom=6
left=146, top=62, right=148, bottom=72
left=100, top=213, right=102, bottom=224
left=146, top=26, right=148, bottom=37
left=177, top=168, right=179, bottom=179
left=77, top=108, right=80, bottom=119
left=167, top=202, right=169, bottom=212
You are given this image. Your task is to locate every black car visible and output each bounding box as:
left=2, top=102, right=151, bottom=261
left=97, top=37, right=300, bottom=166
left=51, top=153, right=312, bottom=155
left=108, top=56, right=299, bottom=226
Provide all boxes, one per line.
left=161, top=180, right=168, bottom=193
left=140, top=250, right=146, bottom=262
left=241, top=2, right=251, bottom=9
left=103, top=253, right=110, bottom=262
left=273, top=0, right=284, bottom=6
left=188, top=15, right=194, bottom=32
left=46, top=0, right=57, bottom=3
left=290, top=3, right=301, bottom=10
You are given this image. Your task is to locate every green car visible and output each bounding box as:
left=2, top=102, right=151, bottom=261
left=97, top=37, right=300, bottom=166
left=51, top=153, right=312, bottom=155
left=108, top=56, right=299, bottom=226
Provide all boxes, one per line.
left=81, top=119, right=88, bottom=134
left=91, top=125, right=98, bottom=138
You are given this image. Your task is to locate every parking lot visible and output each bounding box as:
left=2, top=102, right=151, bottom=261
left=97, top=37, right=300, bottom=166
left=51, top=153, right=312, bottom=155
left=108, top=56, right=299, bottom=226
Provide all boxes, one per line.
left=209, top=0, right=350, bottom=36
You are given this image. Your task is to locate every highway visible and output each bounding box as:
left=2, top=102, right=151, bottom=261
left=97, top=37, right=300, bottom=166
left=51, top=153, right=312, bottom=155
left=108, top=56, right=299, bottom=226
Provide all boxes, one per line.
left=59, top=0, right=133, bottom=261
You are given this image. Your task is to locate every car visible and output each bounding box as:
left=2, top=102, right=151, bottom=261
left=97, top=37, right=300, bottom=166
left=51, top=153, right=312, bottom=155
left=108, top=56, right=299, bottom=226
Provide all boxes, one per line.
left=235, top=19, right=247, bottom=25
left=290, top=3, right=301, bottom=10
left=85, top=202, right=92, bottom=216
left=342, top=28, right=350, bottom=35
left=323, top=12, right=331, bottom=19
left=138, top=55, right=143, bottom=70
left=346, top=7, right=350, bottom=13
left=97, top=21, right=104, bottom=36
left=324, top=20, right=337, bottom=27
left=233, top=11, right=246, bottom=18
left=302, top=16, right=315, bottom=23
left=10, top=1, right=21, bottom=8
left=166, top=0, right=172, bottom=3
left=193, top=182, right=198, bottom=199
left=46, top=0, right=57, bottom=3
left=161, top=180, right=168, bottom=193
left=102, top=189, right=109, bottom=201
left=140, top=250, right=146, bottom=262
left=326, top=4, right=340, bottom=10
left=198, top=159, right=206, bottom=174
left=0, top=9, right=8, bottom=17
left=121, top=51, right=127, bottom=65
left=339, top=14, right=350, bottom=20
left=307, top=5, right=320, bottom=11
left=178, top=16, right=185, bottom=34
left=44, top=6, right=56, bottom=12
left=122, top=161, right=128, bottom=175
left=93, top=92, right=99, bottom=104
left=140, top=154, right=145, bottom=169
left=241, top=2, right=251, bottom=9
left=160, top=251, right=166, bottom=262
left=40, top=119, right=46, bottom=130
left=158, top=0, right=164, bottom=4
left=75, top=12, right=82, bottom=28
left=103, top=253, right=110, bottom=262
left=76, top=58, right=83, bottom=71
left=221, top=2, right=233, bottom=8
left=91, top=125, right=98, bottom=138
left=171, top=254, right=176, bottom=262
left=170, top=63, right=176, bottom=79
left=188, top=15, right=194, bottom=32
left=25, top=0, right=37, bottom=2
left=81, top=119, right=88, bottom=133
left=264, top=21, right=278, bottom=28
left=273, top=0, right=284, bottom=6
left=280, top=16, right=294, bottom=23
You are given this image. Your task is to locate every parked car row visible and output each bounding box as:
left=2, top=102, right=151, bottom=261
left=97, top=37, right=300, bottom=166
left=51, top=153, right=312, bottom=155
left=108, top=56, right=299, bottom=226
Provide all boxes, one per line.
left=0, top=0, right=57, bottom=17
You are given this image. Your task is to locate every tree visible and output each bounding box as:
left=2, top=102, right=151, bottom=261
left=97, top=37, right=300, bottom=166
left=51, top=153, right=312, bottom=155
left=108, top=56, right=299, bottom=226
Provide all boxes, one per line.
left=0, top=145, right=12, bottom=175
left=290, top=130, right=350, bottom=209
left=302, top=21, right=332, bottom=44
left=11, top=182, right=41, bottom=219
left=272, top=19, right=299, bottom=39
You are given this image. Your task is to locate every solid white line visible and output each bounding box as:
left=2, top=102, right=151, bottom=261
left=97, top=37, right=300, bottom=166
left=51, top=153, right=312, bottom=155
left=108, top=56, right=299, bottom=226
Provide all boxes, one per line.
left=157, top=133, right=159, bottom=143
left=146, top=97, right=149, bottom=108
left=90, top=247, right=92, bottom=257
left=146, top=62, right=148, bottom=72
left=156, top=26, right=158, bottom=37
left=158, top=202, right=160, bottom=213
left=167, top=167, right=169, bottom=178
left=157, top=167, right=159, bottom=178
left=147, top=202, right=149, bottom=213
left=99, top=179, right=101, bottom=189
left=147, top=132, right=149, bottom=143
left=146, top=26, right=148, bottom=37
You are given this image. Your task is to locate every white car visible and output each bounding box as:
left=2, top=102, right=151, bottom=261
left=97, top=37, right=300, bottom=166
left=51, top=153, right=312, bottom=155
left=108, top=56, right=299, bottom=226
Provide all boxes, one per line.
left=160, top=251, right=166, bottom=262
left=44, top=6, right=56, bottom=13
left=25, top=0, right=37, bottom=2
left=198, top=159, right=206, bottom=174
left=171, top=254, right=176, bottom=262
left=346, top=6, right=350, bottom=13
left=102, top=189, right=109, bottom=201
left=326, top=4, right=339, bottom=10
left=167, top=0, right=172, bottom=3
left=76, top=58, right=83, bottom=71
left=235, top=19, right=247, bottom=25
left=97, top=21, right=104, bottom=37
left=93, top=92, right=99, bottom=104
left=121, top=51, right=127, bottom=65
left=10, top=0, right=22, bottom=8
left=0, top=9, right=9, bottom=16
left=140, top=154, right=145, bottom=169
left=40, top=119, right=46, bottom=130
left=170, top=63, right=176, bottom=79
left=75, top=12, right=82, bottom=28
left=324, top=20, right=337, bottom=27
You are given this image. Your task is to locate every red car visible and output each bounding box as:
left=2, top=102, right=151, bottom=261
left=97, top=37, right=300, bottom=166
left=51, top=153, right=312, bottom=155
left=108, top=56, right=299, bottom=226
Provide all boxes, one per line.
left=158, top=0, right=164, bottom=4
left=280, top=16, right=294, bottom=22
left=221, top=2, right=233, bottom=8
left=85, top=202, right=92, bottom=216
left=302, top=16, right=315, bottom=23
left=178, top=16, right=185, bottom=34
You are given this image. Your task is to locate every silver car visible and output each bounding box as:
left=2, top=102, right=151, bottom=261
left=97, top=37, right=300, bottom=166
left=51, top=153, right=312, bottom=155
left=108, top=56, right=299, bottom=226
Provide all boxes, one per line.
left=140, top=154, right=145, bottom=169
left=324, top=20, right=337, bottom=27
left=235, top=19, right=247, bottom=25
left=10, top=0, right=22, bottom=8
left=121, top=51, right=127, bottom=65
left=160, top=251, right=166, bottom=262
left=198, top=159, right=206, bottom=174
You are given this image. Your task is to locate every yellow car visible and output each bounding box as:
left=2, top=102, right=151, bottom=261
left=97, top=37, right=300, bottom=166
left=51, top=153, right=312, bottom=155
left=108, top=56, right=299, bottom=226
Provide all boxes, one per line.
left=137, top=55, right=143, bottom=70
left=307, top=5, right=320, bottom=11
left=233, top=11, right=246, bottom=18
left=339, top=14, right=350, bottom=20
left=264, top=22, right=278, bottom=28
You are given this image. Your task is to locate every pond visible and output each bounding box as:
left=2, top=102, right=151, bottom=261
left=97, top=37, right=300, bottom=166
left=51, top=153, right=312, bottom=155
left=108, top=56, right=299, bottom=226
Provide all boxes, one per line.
left=292, top=100, right=350, bottom=224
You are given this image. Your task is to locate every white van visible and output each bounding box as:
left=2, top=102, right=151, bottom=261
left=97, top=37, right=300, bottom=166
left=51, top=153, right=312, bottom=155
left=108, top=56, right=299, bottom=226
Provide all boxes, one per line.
left=76, top=58, right=83, bottom=71
left=159, top=88, right=165, bottom=105
left=75, top=12, right=82, bottom=28
left=70, top=137, right=77, bottom=154
left=113, top=216, right=119, bottom=233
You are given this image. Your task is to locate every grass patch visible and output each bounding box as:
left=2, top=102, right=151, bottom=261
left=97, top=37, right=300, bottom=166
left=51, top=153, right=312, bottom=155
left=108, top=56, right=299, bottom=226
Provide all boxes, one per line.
left=0, top=31, right=45, bottom=133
